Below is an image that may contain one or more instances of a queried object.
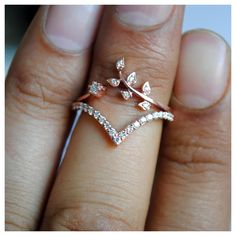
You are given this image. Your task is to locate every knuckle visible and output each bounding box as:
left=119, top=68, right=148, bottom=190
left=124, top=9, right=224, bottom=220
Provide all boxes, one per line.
left=161, top=122, right=230, bottom=175
left=7, top=67, right=72, bottom=119
left=44, top=204, right=133, bottom=231
left=6, top=50, right=84, bottom=119
left=9, top=65, right=70, bottom=106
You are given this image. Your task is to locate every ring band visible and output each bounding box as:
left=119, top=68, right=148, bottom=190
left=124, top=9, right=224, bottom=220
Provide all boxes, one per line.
left=73, top=102, right=174, bottom=145
left=72, top=57, right=174, bottom=146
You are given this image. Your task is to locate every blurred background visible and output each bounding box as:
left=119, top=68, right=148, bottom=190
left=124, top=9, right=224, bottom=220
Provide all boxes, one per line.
left=5, top=5, right=231, bottom=74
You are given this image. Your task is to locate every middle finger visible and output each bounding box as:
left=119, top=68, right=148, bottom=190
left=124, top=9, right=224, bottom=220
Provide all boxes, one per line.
left=42, top=5, right=184, bottom=231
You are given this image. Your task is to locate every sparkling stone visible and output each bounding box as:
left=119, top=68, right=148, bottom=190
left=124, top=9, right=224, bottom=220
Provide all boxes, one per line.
left=169, top=114, right=174, bottom=121
left=108, top=128, right=116, bottom=137
left=82, top=103, right=88, bottom=109
left=164, top=113, right=174, bottom=121
left=126, top=72, right=137, bottom=85
left=138, top=101, right=151, bottom=111
left=88, top=107, right=94, bottom=115
left=103, top=121, right=110, bottom=130
left=139, top=117, right=147, bottom=125
left=107, top=78, right=120, bottom=87
left=98, top=116, right=106, bottom=125
left=88, top=81, right=106, bottom=97
left=126, top=125, right=134, bottom=134
left=93, top=111, right=100, bottom=119
left=119, top=130, right=128, bottom=140
left=153, top=112, right=160, bottom=119
left=159, top=111, right=163, bottom=118
left=163, top=112, right=169, bottom=119
left=112, top=135, right=122, bottom=145
left=133, top=121, right=140, bottom=129
left=121, top=90, right=132, bottom=100
left=146, top=114, right=153, bottom=121
left=142, top=81, right=151, bottom=95
left=116, top=58, right=125, bottom=71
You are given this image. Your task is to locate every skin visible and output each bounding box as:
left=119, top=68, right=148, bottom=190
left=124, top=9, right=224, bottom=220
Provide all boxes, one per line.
left=5, top=6, right=230, bottom=231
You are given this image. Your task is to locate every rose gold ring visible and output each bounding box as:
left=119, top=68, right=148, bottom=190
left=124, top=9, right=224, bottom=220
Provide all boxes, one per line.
left=72, top=58, right=174, bottom=146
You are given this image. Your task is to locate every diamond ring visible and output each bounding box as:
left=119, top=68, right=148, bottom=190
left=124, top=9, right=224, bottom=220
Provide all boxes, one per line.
left=72, top=58, right=174, bottom=146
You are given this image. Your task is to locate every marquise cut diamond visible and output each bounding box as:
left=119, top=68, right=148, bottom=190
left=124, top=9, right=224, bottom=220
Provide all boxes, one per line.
left=107, top=78, right=120, bottom=87
left=121, top=90, right=132, bottom=100
left=116, top=58, right=125, bottom=71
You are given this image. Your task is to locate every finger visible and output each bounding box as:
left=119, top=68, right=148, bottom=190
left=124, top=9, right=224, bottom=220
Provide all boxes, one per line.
left=145, top=30, right=231, bottom=230
left=6, top=5, right=103, bottom=230
left=41, top=6, right=184, bottom=231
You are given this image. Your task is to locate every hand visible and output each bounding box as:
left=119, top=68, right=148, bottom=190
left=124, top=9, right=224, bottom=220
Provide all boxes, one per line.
left=5, top=5, right=230, bottom=231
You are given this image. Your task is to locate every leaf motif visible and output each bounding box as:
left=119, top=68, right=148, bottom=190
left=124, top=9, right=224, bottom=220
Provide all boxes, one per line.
left=138, top=101, right=151, bottom=111
left=107, top=78, right=120, bottom=87
left=116, top=58, right=125, bottom=71
left=142, top=81, right=151, bottom=95
left=126, top=72, right=137, bottom=85
left=120, top=90, right=133, bottom=100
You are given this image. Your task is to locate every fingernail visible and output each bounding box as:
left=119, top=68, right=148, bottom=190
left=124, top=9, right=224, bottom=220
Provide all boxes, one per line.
left=174, top=30, right=229, bottom=109
left=45, top=5, right=102, bottom=51
left=115, top=5, right=173, bottom=28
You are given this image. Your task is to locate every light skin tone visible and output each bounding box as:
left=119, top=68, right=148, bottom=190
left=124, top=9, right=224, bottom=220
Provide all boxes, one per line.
left=5, top=5, right=230, bottom=231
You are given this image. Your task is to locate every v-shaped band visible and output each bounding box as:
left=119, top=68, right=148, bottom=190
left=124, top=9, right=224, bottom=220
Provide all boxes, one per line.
left=73, top=102, right=174, bottom=145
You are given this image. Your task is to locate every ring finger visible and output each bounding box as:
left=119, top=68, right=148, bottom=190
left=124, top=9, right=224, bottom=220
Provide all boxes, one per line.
left=41, top=5, right=184, bottom=230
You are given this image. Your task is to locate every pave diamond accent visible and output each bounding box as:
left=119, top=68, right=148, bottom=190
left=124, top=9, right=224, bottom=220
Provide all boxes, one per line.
left=146, top=114, right=153, bottom=121
left=88, top=107, right=94, bottom=115
left=126, top=72, right=137, bottom=85
left=74, top=102, right=174, bottom=145
left=121, top=90, right=133, bottom=100
left=107, top=78, right=120, bottom=87
left=116, top=58, right=125, bottom=71
left=133, top=121, right=140, bottom=129
left=93, top=110, right=100, bottom=119
left=138, top=101, right=151, bottom=111
left=98, top=116, right=106, bottom=125
left=139, top=117, right=147, bottom=125
left=142, top=81, right=151, bottom=95
left=88, top=81, right=106, bottom=97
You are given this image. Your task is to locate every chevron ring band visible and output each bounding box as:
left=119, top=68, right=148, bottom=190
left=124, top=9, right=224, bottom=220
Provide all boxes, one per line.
left=72, top=58, right=174, bottom=146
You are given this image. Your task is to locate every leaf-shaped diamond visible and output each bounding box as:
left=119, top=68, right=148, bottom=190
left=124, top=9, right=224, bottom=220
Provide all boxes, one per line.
left=107, top=78, right=120, bottom=87
left=126, top=72, right=137, bottom=85
left=142, top=81, right=151, bottom=95
left=116, top=58, right=125, bottom=71
left=120, top=90, right=132, bottom=100
left=138, top=101, right=151, bottom=111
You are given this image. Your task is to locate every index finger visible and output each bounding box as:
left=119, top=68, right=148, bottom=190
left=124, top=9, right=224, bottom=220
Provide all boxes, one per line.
left=6, top=5, right=102, bottom=230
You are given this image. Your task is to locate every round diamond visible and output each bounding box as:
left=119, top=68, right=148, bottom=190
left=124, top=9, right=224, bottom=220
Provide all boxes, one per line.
left=119, top=130, right=127, bottom=140
left=108, top=128, right=116, bottom=137
left=98, top=116, right=105, bottom=125
left=146, top=114, right=153, bottom=121
left=139, top=117, right=147, bottom=125
left=153, top=112, right=160, bottom=119
left=88, top=81, right=106, bottom=97
left=103, top=121, right=110, bottom=130
left=126, top=125, right=134, bottom=134
left=133, top=121, right=140, bottom=129
left=88, top=107, right=94, bottom=115
left=112, top=135, right=122, bottom=145
left=93, top=111, right=100, bottom=119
